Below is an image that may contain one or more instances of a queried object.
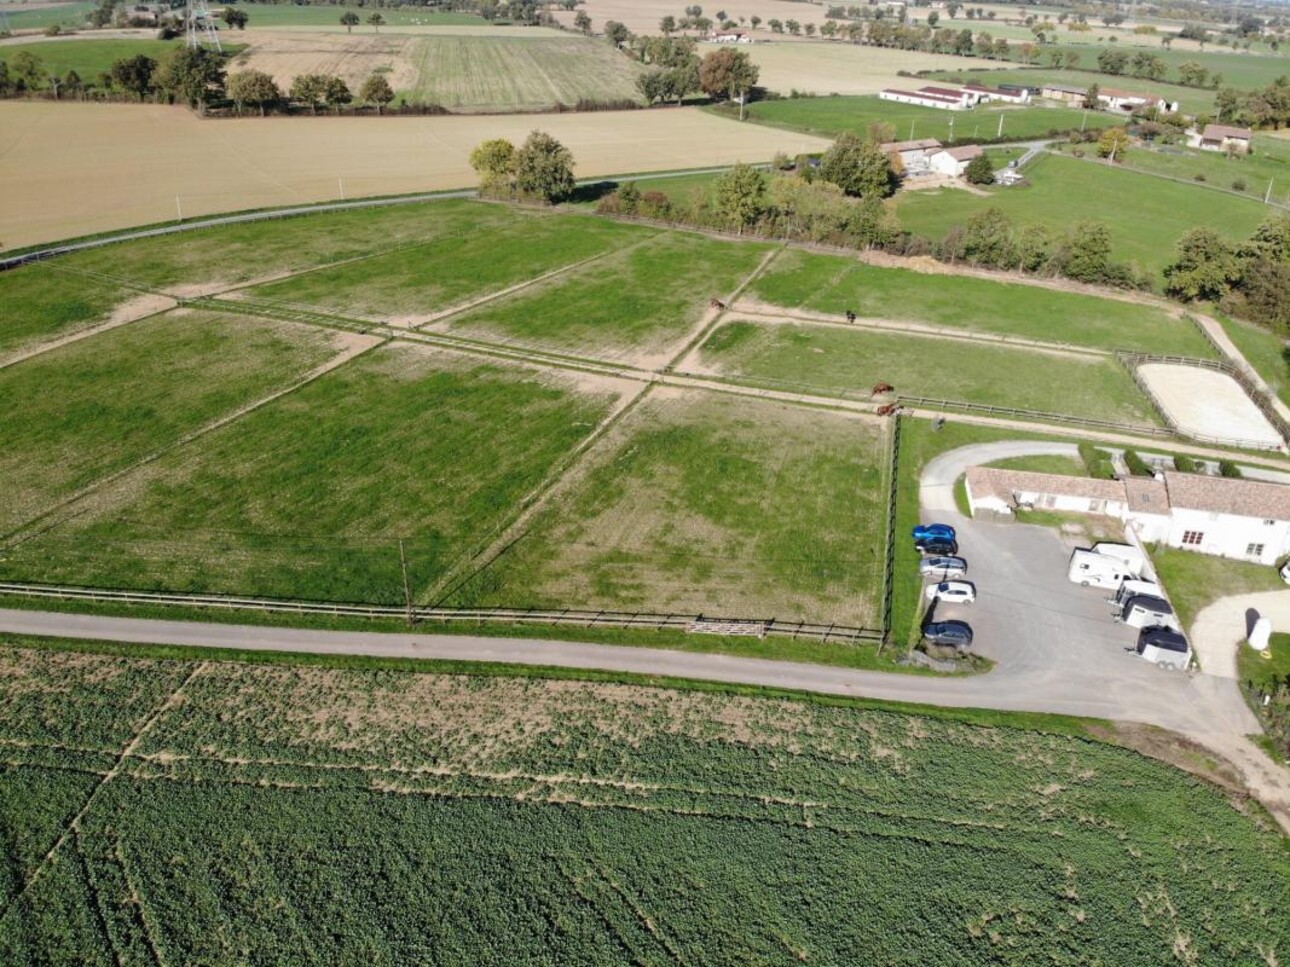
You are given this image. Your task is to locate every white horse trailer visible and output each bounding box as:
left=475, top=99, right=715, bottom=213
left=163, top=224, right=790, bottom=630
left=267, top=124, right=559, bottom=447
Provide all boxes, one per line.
left=1137, top=627, right=1191, bottom=669
left=1119, top=594, right=1180, bottom=631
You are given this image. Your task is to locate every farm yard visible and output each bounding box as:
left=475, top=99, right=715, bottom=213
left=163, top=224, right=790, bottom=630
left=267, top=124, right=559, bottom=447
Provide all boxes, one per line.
left=0, top=643, right=1285, bottom=965
left=0, top=101, right=829, bottom=250
left=0, top=197, right=1189, bottom=633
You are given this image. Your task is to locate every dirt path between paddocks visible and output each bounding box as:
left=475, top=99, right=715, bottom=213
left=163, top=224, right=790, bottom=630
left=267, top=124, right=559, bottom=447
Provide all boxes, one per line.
left=0, top=293, right=177, bottom=371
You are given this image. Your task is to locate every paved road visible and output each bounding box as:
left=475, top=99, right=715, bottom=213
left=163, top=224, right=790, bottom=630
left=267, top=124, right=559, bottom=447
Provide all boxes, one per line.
left=1192, top=588, right=1290, bottom=679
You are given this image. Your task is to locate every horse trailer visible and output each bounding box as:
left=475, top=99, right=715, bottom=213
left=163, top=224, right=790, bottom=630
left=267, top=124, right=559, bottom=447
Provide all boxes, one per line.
left=1119, top=594, right=1180, bottom=631
left=1137, top=627, right=1191, bottom=669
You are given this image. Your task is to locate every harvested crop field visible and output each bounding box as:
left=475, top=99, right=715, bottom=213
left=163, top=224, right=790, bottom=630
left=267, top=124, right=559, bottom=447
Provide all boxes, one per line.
left=233, top=32, right=643, bottom=111
left=552, top=0, right=826, bottom=36
left=0, top=102, right=829, bottom=249
left=701, top=40, right=1004, bottom=96
left=0, top=643, right=1285, bottom=965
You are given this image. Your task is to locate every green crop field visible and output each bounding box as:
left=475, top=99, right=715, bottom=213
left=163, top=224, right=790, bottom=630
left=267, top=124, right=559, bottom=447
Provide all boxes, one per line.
left=1002, top=43, right=1290, bottom=91
left=0, top=261, right=142, bottom=356
left=445, top=230, right=773, bottom=365
left=0, top=643, right=1284, bottom=965
left=242, top=212, right=648, bottom=320
left=895, top=152, right=1273, bottom=279
left=0, top=346, right=625, bottom=604
left=398, top=36, right=643, bottom=110
left=748, top=249, right=1214, bottom=356
left=0, top=309, right=341, bottom=533
left=449, top=390, right=887, bottom=626
left=696, top=320, right=1159, bottom=425
left=735, top=95, right=1119, bottom=143
left=924, top=67, right=1217, bottom=115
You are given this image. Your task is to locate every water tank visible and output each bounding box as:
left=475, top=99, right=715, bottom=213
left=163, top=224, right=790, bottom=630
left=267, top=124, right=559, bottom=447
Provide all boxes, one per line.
left=1248, top=616, right=1272, bottom=652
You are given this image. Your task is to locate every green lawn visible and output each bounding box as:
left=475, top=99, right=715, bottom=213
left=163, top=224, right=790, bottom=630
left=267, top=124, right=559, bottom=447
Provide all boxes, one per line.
left=0, top=346, right=623, bottom=604
left=735, top=95, right=1119, bottom=143
left=59, top=198, right=524, bottom=291
left=986, top=453, right=1086, bottom=475
left=748, top=248, right=1214, bottom=356
left=1150, top=546, right=1284, bottom=634
left=895, top=152, right=1272, bottom=280
left=697, top=320, right=1159, bottom=425
left=241, top=213, right=649, bottom=319
left=445, top=231, right=772, bottom=364
left=449, top=390, right=887, bottom=627
left=1001, top=42, right=1290, bottom=91
left=1064, top=136, right=1290, bottom=209
left=0, top=310, right=340, bottom=533
left=925, top=66, right=1217, bottom=115
left=1219, top=313, right=1290, bottom=407
left=0, top=261, right=140, bottom=355
left=1, top=644, right=1284, bottom=965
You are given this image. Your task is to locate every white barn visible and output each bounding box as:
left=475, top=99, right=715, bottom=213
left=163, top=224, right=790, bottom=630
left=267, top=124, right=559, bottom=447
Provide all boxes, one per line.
left=964, top=83, right=1031, bottom=105
left=878, top=138, right=943, bottom=169
left=879, top=88, right=968, bottom=111
left=928, top=144, right=984, bottom=177
left=965, top=467, right=1290, bottom=566
left=1097, top=87, right=1179, bottom=114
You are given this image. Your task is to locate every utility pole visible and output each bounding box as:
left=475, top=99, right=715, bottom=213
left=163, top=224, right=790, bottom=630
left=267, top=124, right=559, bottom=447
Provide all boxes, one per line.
left=909, top=119, right=915, bottom=140
left=1081, top=109, right=1087, bottom=131
left=1266, top=178, right=1274, bottom=205
left=175, top=195, right=183, bottom=221
left=398, top=539, right=413, bottom=626
left=997, top=112, right=1004, bottom=138
left=338, top=176, right=345, bottom=200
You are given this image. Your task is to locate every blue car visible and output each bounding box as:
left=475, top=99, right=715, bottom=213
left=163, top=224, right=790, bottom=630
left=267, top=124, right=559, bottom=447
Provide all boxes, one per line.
left=912, top=523, right=956, bottom=545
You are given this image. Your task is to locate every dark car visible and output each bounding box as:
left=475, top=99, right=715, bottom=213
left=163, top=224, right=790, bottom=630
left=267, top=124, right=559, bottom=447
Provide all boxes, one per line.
left=912, top=523, right=956, bottom=544
left=918, top=539, right=958, bottom=557
left=922, top=620, right=973, bottom=650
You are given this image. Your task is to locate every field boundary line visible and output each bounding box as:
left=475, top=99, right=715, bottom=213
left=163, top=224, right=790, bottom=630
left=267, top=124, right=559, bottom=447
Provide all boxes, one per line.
left=730, top=301, right=1111, bottom=360
left=420, top=380, right=658, bottom=607
left=0, top=303, right=178, bottom=372
left=0, top=662, right=208, bottom=927
left=661, top=244, right=785, bottom=373
left=0, top=333, right=387, bottom=548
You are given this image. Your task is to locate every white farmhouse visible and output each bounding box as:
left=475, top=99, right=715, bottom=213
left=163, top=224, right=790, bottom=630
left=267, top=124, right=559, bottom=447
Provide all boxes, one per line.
left=878, top=138, right=942, bottom=170
left=963, top=83, right=1032, bottom=105
left=1193, top=123, right=1253, bottom=154
left=928, top=144, right=984, bottom=177
left=965, top=467, right=1290, bottom=566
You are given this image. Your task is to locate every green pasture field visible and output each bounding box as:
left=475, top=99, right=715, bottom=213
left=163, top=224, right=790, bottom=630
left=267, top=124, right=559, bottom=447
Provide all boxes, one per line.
left=449, top=390, right=886, bottom=626
left=0, top=38, right=226, bottom=79
left=749, top=249, right=1214, bottom=356
left=1151, top=546, right=1285, bottom=634
left=237, top=3, right=483, bottom=27
left=0, top=0, right=92, bottom=30
left=55, top=198, right=524, bottom=291
left=445, top=230, right=773, bottom=364
left=1060, top=136, right=1290, bottom=208
left=923, top=66, right=1216, bottom=114
left=0, top=345, right=624, bottom=604
left=696, top=320, right=1159, bottom=425
left=2, top=645, right=1283, bottom=965
left=985, top=452, right=1086, bottom=474
left=0, top=309, right=340, bottom=533
left=1000, top=42, right=1290, bottom=91
left=1219, top=313, right=1289, bottom=406
left=242, top=211, right=650, bottom=319
left=895, top=152, right=1272, bottom=279
left=398, top=35, right=643, bottom=110
left=0, top=261, right=139, bottom=355
left=735, top=95, right=1118, bottom=143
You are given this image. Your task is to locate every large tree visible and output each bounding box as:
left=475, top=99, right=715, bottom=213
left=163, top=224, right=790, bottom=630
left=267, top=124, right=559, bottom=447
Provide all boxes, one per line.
left=1163, top=228, right=1241, bottom=302
left=360, top=73, right=395, bottom=114
left=470, top=137, right=517, bottom=194
left=290, top=73, right=331, bottom=115
left=323, top=75, right=352, bottom=112
left=109, top=53, right=157, bottom=100
left=713, top=162, right=766, bottom=233
left=226, top=69, right=280, bottom=115
left=155, top=47, right=225, bottom=111
left=574, top=9, right=591, bottom=33
left=1062, top=221, right=1113, bottom=283
left=513, top=130, right=576, bottom=203
left=698, top=47, right=759, bottom=118
left=221, top=7, right=248, bottom=29
left=1096, top=126, right=1130, bottom=161
left=340, top=11, right=360, bottom=33
left=817, top=133, right=897, bottom=198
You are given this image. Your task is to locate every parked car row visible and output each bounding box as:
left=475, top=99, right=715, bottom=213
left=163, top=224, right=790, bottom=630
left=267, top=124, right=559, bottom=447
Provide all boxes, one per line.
left=913, top=523, right=975, bottom=652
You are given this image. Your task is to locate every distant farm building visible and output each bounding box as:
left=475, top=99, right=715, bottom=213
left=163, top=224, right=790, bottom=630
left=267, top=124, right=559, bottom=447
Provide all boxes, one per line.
left=709, top=31, right=753, bottom=43
left=879, top=138, right=943, bottom=169
left=928, top=144, right=984, bottom=177
left=963, top=83, right=1032, bottom=105
left=1194, top=123, right=1253, bottom=154
left=966, top=467, right=1290, bottom=566
left=1041, top=84, right=1087, bottom=106
left=879, top=88, right=969, bottom=110
left=1096, top=88, right=1179, bottom=114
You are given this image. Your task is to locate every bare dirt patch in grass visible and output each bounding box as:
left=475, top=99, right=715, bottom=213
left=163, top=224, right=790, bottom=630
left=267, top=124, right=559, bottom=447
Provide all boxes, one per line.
left=0, top=291, right=176, bottom=369
left=1137, top=363, right=1282, bottom=448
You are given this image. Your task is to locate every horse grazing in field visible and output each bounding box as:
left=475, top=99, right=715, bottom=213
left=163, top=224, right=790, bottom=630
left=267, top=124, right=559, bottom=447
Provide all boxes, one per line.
left=876, top=403, right=902, bottom=417
left=845, top=310, right=857, bottom=324
left=709, top=298, right=726, bottom=310
left=871, top=382, right=894, bottom=397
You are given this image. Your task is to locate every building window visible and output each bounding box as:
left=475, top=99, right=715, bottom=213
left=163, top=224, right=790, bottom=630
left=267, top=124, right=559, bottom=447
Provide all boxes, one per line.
left=1247, top=543, right=1265, bottom=558
left=1181, top=531, right=1204, bottom=546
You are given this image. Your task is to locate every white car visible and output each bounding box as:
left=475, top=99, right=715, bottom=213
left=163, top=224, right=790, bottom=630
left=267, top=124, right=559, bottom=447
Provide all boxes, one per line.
left=925, top=581, right=976, bottom=605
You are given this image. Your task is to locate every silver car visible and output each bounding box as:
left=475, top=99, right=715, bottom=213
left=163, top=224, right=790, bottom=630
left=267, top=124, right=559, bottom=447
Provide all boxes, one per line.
left=919, top=556, right=967, bottom=580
